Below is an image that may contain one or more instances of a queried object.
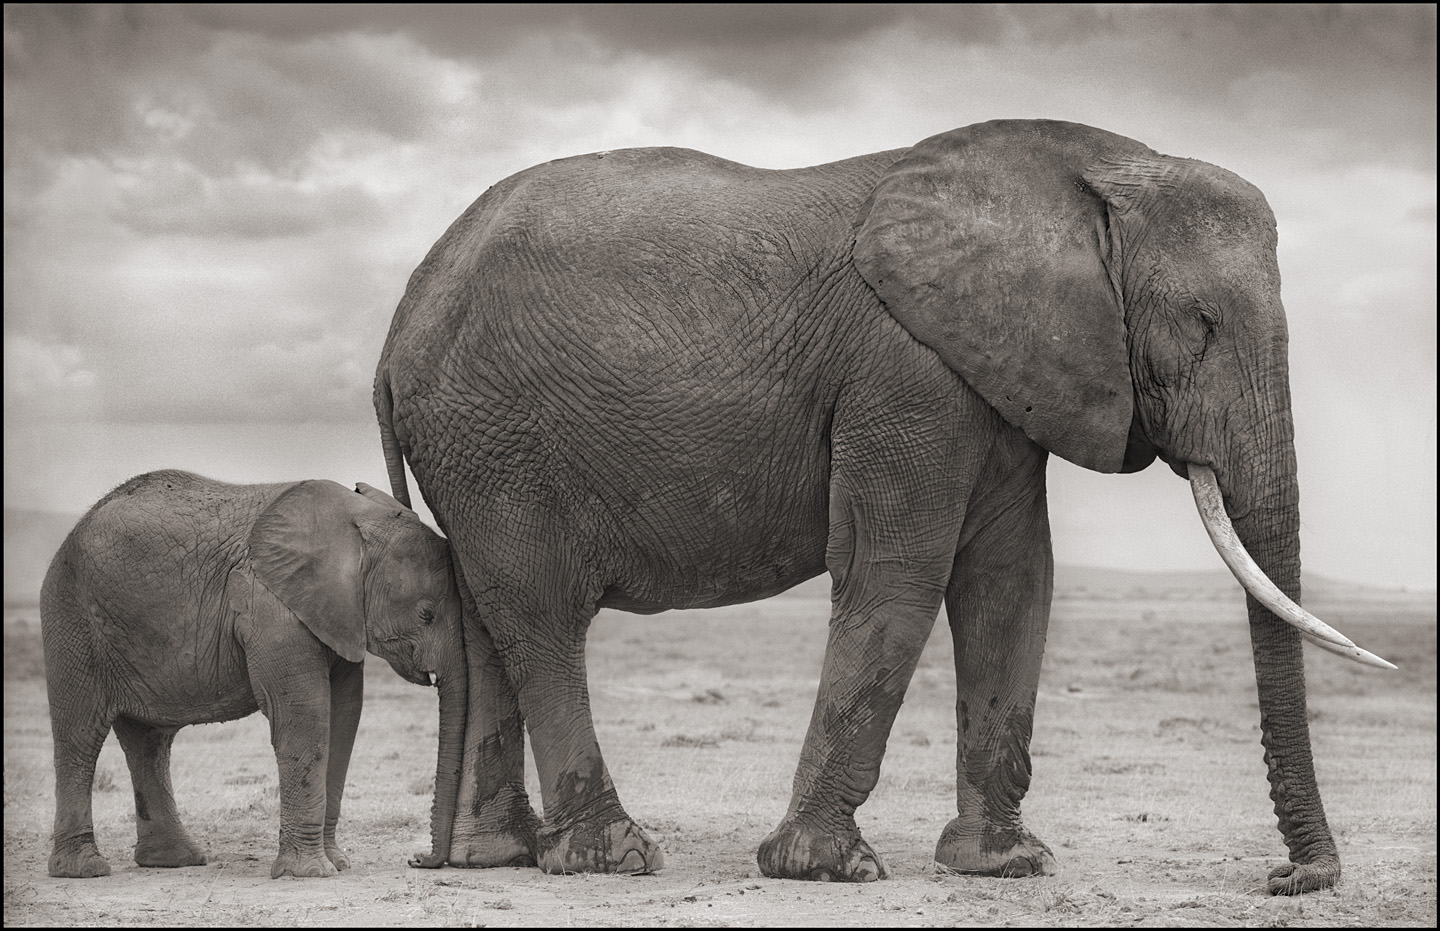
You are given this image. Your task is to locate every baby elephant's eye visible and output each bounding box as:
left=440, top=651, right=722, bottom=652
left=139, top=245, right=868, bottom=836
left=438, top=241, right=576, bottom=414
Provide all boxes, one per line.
left=417, top=604, right=436, bottom=624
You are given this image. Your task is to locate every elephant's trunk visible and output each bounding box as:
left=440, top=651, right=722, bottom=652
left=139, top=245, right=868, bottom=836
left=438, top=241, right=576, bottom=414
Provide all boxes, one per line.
left=423, top=660, right=468, bottom=866
left=1201, top=398, right=1342, bottom=893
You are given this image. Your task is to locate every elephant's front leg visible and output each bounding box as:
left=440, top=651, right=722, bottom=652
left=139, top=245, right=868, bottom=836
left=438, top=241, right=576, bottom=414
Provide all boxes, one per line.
left=322, top=659, right=363, bottom=871
left=935, top=437, right=1057, bottom=877
left=246, top=637, right=337, bottom=879
left=758, top=469, right=965, bottom=883
left=446, top=609, right=540, bottom=868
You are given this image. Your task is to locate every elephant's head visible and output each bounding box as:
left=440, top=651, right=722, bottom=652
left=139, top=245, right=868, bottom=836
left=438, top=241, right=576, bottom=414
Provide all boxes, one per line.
left=854, top=118, right=1389, bottom=892
left=248, top=479, right=467, bottom=867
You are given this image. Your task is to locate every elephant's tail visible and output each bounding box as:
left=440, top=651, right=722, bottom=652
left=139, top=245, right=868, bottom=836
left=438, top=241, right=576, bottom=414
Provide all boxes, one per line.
left=374, top=370, right=412, bottom=509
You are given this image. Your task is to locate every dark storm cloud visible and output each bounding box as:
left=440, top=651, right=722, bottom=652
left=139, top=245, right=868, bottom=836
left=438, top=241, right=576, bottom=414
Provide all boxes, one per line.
left=183, top=4, right=939, bottom=51
left=8, top=5, right=1432, bottom=176
left=176, top=4, right=1436, bottom=170
left=4, top=4, right=451, bottom=176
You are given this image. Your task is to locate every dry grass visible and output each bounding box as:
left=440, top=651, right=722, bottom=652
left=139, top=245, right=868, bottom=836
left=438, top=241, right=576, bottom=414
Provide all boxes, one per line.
left=3, top=581, right=1435, bottom=927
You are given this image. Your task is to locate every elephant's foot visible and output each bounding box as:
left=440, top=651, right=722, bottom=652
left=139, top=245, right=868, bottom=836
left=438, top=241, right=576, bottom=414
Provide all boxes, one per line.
left=757, top=816, right=887, bottom=882
left=49, top=836, right=112, bottom=878
left=448, top=784, right=541, bottom=868
left=270, top=846, right=338, bottom=879
left=1267, top=855, right=1340, bottom=895
left=934, top=816, right=1056, bottom=877
left=537, top=815, right=665, bottom=875
left=134, top=833, right=207, bottom=868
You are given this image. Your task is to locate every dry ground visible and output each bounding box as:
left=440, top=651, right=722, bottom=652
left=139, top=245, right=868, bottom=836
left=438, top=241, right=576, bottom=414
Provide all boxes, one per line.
left=4, top=579, right=1435, bottom=927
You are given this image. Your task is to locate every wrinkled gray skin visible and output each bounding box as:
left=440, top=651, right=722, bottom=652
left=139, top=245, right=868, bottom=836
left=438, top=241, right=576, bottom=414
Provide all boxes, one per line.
left=375, top=120, right=1341, bottom=893
left=42, top=470, right=466, bottom=880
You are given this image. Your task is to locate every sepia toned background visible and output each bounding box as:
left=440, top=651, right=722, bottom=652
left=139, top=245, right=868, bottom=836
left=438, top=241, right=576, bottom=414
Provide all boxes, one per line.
left=4, top=4, right=1435, bottom=594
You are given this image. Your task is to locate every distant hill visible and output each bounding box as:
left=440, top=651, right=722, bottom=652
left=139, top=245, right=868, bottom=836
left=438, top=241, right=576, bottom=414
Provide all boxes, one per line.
left=1053, top=564, right=1428, bottom=600
left=5, top=509, right=79, bottom=605
left=779, top=564, right=1427, bottom=604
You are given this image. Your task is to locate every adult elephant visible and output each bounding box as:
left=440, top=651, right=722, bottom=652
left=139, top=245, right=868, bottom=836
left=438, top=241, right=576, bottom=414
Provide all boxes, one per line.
left=374, top=119, right=1390, bottom=893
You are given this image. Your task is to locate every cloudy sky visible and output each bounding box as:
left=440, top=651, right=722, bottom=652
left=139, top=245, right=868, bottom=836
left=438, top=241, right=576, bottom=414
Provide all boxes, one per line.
left=4, top=4, right=1436, bottom=588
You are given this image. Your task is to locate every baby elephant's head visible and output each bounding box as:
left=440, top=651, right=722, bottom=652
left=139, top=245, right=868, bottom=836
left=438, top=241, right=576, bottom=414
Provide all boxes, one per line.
left=351, top=482, right=464, bottom=689
left=248, top=479, right=465, bottom=691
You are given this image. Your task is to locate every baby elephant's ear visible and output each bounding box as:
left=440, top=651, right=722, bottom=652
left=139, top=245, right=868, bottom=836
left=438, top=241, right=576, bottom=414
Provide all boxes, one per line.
left=354, top=482, right=409, bottom=515
left=249, top=480, right=367, bottom=663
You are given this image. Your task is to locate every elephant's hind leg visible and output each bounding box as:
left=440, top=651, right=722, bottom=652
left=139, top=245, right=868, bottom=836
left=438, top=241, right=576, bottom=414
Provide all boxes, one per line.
left=113, top=716, right=207, bottom=868
left=46, top=689, right=114, bottom=877
left=448, top=612, right=540, bottom=869
left=513, top=607, right=663, bottom=875
left=466, top=547, right=663, bottom=876
left=44, top=612, right=115, bottom=879
left=936, top=435, right=1056, bottom=877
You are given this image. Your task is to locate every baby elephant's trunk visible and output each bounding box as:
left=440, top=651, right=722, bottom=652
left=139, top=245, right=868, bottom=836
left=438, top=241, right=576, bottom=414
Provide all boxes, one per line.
left=414, top=662, right=467, bottom=867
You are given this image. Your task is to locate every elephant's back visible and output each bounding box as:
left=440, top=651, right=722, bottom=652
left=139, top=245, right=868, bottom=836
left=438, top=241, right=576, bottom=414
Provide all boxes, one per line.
left=39, top=472, right=278, bottom=722
left=380, top=146, right=903, bottom=382
left=45, top=472, right=288, bottom=638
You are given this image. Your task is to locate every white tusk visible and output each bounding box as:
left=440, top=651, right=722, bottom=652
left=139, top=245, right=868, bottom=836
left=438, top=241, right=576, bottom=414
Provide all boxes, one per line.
left=428, top=672, right=438, bottom=686
left=1188, top=464, right=1396, bottom=670
left=1300, top=632, right=1398, bottom=669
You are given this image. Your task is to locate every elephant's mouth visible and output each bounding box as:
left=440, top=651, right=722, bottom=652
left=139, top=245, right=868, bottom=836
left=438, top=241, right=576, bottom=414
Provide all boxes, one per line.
left=1158, top=450, right=1189, bottom=479
left=1120, top=413, right=1159, bottom=473
left=1186, top=463, right=1391, bottom=668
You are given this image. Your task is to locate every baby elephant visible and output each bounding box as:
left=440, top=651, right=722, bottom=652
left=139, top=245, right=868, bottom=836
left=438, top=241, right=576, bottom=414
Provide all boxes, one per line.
left=42, top=470, right=467, bottom=879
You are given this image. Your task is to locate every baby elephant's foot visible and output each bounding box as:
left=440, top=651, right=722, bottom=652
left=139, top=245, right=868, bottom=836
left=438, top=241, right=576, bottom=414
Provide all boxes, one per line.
left=757, top=817, right=887, bottom=882
left=537, top=815, right=664, bottom=875
left=271, top=847, right=338, bottom=879
left=325, top=843, right=350, bottom=872
left=135, top=833, right=207, bottom=868
left=49, top=837, right=112, bottom=878
left=934, top=818, right=1056, bottom=877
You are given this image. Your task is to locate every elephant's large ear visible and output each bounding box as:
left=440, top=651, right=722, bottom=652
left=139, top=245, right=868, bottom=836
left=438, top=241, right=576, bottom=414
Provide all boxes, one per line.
left=249, top=480, right=367, bottom=663
left=854, top=120, right=1152, bottom=473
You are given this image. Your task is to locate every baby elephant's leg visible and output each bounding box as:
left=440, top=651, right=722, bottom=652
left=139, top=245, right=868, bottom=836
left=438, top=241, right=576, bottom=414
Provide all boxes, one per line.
left=47, top=693, right=114, bottom=878
left=322, top=660, right=363, bottom=871
left=113, top=716, right=207, bottom=868
left=246, top=636, right=338, bottom=878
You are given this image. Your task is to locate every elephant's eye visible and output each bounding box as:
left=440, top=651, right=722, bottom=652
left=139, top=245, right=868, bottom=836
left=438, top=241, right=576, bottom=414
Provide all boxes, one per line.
left=1192, top=301, right=1222, bottom=333
left=417, top=604, right=436, bottom=624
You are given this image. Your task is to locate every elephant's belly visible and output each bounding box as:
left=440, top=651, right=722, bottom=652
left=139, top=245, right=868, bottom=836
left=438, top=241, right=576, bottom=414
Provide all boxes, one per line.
left=111, top=676, right=261, bottom=728
left=90, top=623, right=261, bottom=726
left=598, top=548, right=829, bottom=613
left=594, top=464, right=834, bottom=613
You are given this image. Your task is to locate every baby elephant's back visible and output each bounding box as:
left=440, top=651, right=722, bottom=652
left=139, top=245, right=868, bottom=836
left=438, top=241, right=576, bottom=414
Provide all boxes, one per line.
left=44, top=470, right=290, bottom=652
